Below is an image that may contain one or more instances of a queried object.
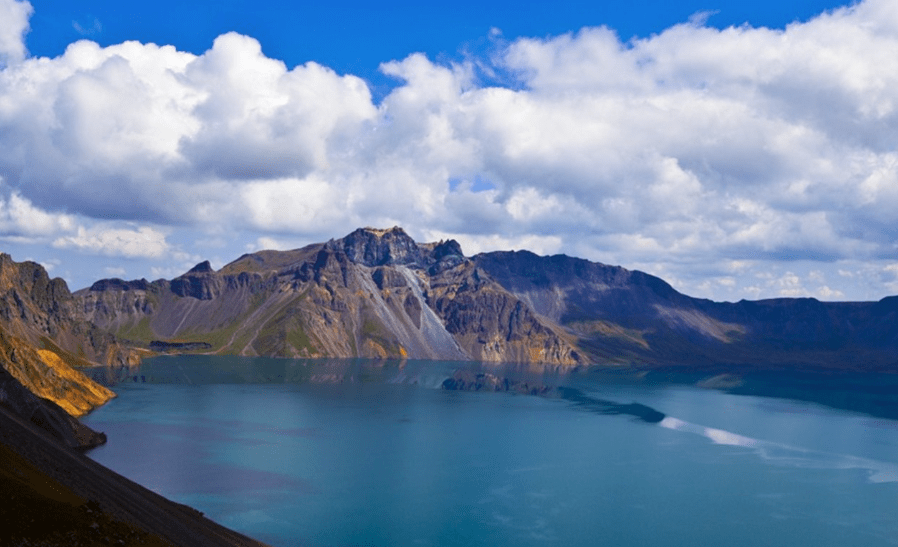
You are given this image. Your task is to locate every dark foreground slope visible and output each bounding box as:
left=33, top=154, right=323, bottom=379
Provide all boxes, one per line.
left=0, top=396, right=269, bottom=547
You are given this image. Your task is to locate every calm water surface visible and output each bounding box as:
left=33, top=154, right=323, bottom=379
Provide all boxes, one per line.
left=83, top=357, right=898, bottom=547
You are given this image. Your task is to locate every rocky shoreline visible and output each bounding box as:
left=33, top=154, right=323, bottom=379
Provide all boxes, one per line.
left=0, top=374, right=270, bottom=546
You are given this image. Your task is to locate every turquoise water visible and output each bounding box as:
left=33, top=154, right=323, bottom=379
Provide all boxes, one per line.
left=83, top=357, right=898, bottom=547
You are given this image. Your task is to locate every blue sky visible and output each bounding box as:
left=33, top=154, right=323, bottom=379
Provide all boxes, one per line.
left=3, top=0, right=898, bottom=302
left=27, top=0, right=846, bottom=92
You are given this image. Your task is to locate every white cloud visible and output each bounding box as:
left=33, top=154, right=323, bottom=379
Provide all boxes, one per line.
left=0, top=0, right=897, bottom=300
left=53, top=225, right=171, bottom=258
left=182, top=33, right=376, bottom=181
left=0, top=0, right=31, bottom=66
left=31, top=257, right=59, bottom=272
left=816, top=285, right=845, bottom=299
left=248, top=236, right=304, bottom=252
left=0, top=191, right=75, bottom=237
left=421, top=230, right=563, bottom=257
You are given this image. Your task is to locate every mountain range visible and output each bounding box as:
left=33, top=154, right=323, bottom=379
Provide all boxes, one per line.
left=75, top=226, right=898, bottom=372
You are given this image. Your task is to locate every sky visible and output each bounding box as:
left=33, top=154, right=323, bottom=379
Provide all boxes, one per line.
left=1, top=0, right=897, bottom=302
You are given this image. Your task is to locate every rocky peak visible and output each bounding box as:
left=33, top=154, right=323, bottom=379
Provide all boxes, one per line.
left=170, top=260, right=221, bottom=300
left=329, top=226, right=426, bottom=267
left=88, top=278, right=151, bottom=292
left=425, top=239, right=466, bottom=274
left=186, top=260, right=214, bottom=274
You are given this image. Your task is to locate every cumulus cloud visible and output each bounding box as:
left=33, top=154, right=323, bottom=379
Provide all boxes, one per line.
left=0, top=0, right=31, bottom=66
left=1, top=0, right=898, bottom=299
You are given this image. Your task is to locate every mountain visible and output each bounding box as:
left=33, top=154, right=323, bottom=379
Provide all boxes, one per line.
left=77, top=227, right=581, bottom=365
left=0, top=252, right=137, bottom=452
left=76, top=227, right=898, bottom=372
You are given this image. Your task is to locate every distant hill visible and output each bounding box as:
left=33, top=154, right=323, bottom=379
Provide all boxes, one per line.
left=76, top=227, right=898, bottom=372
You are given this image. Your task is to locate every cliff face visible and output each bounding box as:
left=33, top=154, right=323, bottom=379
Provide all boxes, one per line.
left=0, top=254, right=132, bottom=418
left=77, top=227, right=582, bottom=366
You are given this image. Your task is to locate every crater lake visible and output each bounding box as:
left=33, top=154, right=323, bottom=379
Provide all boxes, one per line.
left=83, top=356, right=898, bottom=547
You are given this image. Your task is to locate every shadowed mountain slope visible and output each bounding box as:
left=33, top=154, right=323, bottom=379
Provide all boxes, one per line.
left=473, top=250, right=898, bottom=370
left=0, top=386, right=270, bottom=547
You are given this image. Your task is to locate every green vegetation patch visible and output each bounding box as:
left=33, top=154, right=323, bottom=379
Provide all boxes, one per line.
left=115, top=316, right=155, bottom=343
left=285, top=320, right=314, bottom=354
left=359, top=311, right=403, bottom=357
left=250, top=303, right=319, bottom=357
left=568, top=320, right=651, bottom=350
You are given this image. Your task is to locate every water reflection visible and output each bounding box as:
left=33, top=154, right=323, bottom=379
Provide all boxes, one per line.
left=86, top=356, right=898, bottom=422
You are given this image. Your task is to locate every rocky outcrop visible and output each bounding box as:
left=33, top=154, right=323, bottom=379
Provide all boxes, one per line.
left=0, top=328, right=114, bottom=418
left=425, top=261, right=580, bottom=364
left=329, top=226, right=426, bottom=267
left=441, top=370, right=553, bottom=395
left=170, top=261, right=227, bottom=300
left=149, top=340, right=213, bottom=352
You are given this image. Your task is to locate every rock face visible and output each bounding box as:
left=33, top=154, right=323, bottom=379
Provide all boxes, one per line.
left=0, top=254, right=137, bottom=418
left=76, top=227, right=898, bottom=371
left=77, top=227, right=582, bottom=365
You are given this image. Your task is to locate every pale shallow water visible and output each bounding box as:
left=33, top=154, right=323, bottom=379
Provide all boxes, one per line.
left=84, top=357, right=898, bottom=547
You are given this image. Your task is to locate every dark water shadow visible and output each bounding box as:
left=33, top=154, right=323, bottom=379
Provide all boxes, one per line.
left=553, top=386, right=666, bottom=423
left=439, top=364, right=667, bottom=423
left=633, top=366, right=898, bottom=421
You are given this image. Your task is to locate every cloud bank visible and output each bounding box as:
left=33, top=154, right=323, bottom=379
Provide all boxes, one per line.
left=0, top=0, right=896, bottom=300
